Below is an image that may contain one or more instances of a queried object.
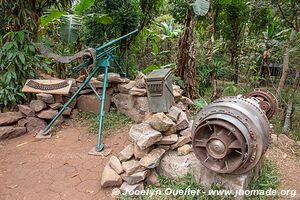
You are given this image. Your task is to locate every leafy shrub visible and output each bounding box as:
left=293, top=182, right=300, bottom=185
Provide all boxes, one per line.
left=0, top=31, right=48, bottom=107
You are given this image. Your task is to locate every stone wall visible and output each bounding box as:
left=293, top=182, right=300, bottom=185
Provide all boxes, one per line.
left=0, top=72, right=190, bottom=141
left=100, top=105, right=259, bottom=199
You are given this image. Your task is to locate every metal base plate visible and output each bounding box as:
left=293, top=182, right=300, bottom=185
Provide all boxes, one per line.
left=88, top=146, right=112, bottom=157
left=35, top=130, right=52, bottom=139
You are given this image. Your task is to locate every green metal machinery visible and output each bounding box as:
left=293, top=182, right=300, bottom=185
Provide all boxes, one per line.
left=37, top=30, right=138, bottom=152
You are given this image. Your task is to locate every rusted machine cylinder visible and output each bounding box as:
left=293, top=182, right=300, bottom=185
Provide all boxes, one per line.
left=192, top=89, right=278, bottom=174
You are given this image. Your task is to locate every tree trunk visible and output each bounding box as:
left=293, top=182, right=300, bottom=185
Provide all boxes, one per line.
left=276, top=29, right=297, bottom=99
left=282, top=64, right=300, bottom=133
left=176, top=9, right=197, bottom=99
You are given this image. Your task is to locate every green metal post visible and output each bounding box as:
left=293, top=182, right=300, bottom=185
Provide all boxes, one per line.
left=96, top=59, right=110, bottom=151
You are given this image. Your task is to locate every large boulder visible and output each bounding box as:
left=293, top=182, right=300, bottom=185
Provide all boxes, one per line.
left=0, top=112, right=25, bottom=126
left=135, top=72, right=146, bottom=89
left=37, top=109, right=58, bottom=119
left=36, top=93, right=54, bottom=104
left=112, top=93, right=149, bottom=123
left=139, top=148, right=166, bottom=169
left=77, top=93, right=111, bottom=114
left=121, top=170, right=149, bottom=185
left=0, top=126, right=27, bottom=140
left=157, top=151, right=256, bottom=191
left=98, top=73, right=130, bottom=84
left=149, top=113, right=175, bottom=132
left=101, top=164, right=122, bottom=188
left=122, top=160, right=146, bottom=175
left=129, top=123, right=162, bottom=150
left=118, top=144, right=134, bottom=162
left=118, top=81, right=135, bottom=94
left=26, top=117, right=47, bottom=134
left=18, top=105, right=35, bottom=117
left=30, top=100, right=47, bottom=112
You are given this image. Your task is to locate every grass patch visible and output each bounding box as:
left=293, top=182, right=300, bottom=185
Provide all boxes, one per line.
left=76, top=108, right=133, bottom=134
left=247, top=160, right=279, bottom=200
left=120, top=160, right=279, bottom=200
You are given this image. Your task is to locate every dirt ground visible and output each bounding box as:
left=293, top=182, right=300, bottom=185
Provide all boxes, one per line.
left=0, top=122, right=300, bottom=200
left=0, top=123, right=132, bottom=200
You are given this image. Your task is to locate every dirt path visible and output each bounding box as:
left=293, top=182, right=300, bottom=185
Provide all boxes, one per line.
left=0, top=123, right=132, bottom=200
left=266, top=145, right=300, bottom=199
left=1, top=122, right=299, bottom=200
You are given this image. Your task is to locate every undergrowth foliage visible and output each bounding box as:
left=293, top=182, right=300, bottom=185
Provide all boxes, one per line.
left=120, top=160, right=278, bottom=200
left=0, top=31, right=48, bottom=107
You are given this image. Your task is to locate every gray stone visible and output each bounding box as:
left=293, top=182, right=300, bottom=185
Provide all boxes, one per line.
left=176, top=111, right=189, bottom=130
left=36, top=93, right=54, bottom=104
left=176, top=101, right=187, bottom=111
left=17, top=118, right=28, bottom=127
left=122, top=160, right=146, bottom=175
left=77, top=93, right=111, bottom=114
left=163, top=124, right=177, bottom=135
left=79, top=89, right=92, bottom=95
left=129, top=87, right=147, bottom=96
left=54, top=94, right=63, bottom=103
left=89, top=77, right=105, bottom=88
left=98, top=73, right=130, bottom=84
left=62, top=96, right=77, bottom=108
left=0, top=126, right=27, bottom=140
left=30, top=100, right=47, bottom=112
left=0, top=112, right=25, bottom=126
left=76, top=75, right=86, bottom=83
left=156, top=145, right=170, bottom=151
left=70, top=109, right=79, bottom=119
left=166, top=106, right=182, bottom=122
left=26, top=117, right=47, bottom=134
left=146, top=170, right=160, bottom=187
left=149, top=113, right=175, bottom=132
left=179, top=120, right=193, bottom=137
left=134, top=143, right=152, bottom=159
left=177, top=144, right=192, bottom=155
left=49, top=103, right=63, bottom=110
left=139, top=148, right=166, bottom=169
left=37, top=109, right=58, bottom=119
left=171, top=136, right=191, bottom=150
left=277, top=134, right=295, bottom=148
left=129, top=123, right=162, bottom=150
left=180, top=96, right=193, bottom=105
left=157, top=151, right=255, bottom=191
left=118, top=144, right=134, bottom=162
left=118, top=81, right=135, bottom=94
left=112, top=94, right=149, bottom=123
left=135, top=72, right=146, bottom=89
left=53, top=115, right=64, bottom=126
left=101, top=164, right=122, bottom=188
left=119, top=182, right=144, bottom=196
left=62, top=107, right=72, bottom=116
left=173, top=85, right=182, bottom=102
left=109, top=156, right=124, bottom=175
left=121, top=170, right=149, bottom=185
left=157, top=134, right=178, bottom=145
left=18, top=105, right=34, bottom=116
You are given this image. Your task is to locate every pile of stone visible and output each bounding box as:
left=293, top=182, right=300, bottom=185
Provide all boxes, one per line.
left=0, top=71, right=193, bottom=141
left=100, top=105, right=195, bottom=195
left=0, top=92, right=78, bottom=140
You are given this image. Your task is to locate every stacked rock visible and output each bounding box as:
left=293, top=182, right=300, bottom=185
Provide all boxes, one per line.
left=0, top=92, right=78, bottom=141
left=100, top=105, right=194, bottom=196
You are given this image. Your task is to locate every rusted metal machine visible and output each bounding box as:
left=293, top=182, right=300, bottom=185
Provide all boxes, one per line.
left=192, top=89, right=278, bottom=174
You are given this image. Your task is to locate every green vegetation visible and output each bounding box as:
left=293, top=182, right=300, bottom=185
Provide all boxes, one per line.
left=76, top=108, right=133, bottom=134
left=120, top=160, right=279, bottom=200
left=0, top=0, right=299, bottom=138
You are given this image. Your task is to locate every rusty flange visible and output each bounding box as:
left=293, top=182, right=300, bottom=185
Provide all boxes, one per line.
left=192, top=93, right=274, bottom=174
left=243, top=88, right=278, bottom=119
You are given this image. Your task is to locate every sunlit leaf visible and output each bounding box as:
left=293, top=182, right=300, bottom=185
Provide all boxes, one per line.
left=40, top=10, right=66, bottom=26
left=74, top=0, right=95, bottom=15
